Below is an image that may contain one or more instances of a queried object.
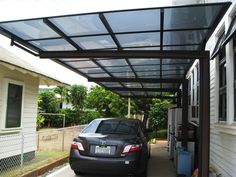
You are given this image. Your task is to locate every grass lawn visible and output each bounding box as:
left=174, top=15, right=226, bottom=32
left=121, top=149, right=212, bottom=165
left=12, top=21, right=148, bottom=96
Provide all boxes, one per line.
left=0, top=151, right=68, bottom=177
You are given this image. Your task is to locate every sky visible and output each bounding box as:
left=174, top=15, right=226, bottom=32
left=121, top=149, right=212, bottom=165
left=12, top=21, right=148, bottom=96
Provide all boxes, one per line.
left=0, top=0, right=173, bottom=87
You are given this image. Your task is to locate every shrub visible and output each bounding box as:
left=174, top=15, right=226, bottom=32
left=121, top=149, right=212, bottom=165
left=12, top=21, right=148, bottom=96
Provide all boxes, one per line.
left=36, top=114, right=45, bottom=130
left=80, top=109, right=101, bottom=124
left=59, top=108, right=78, bottom=126
left=156, top=129, right=167, bottom=139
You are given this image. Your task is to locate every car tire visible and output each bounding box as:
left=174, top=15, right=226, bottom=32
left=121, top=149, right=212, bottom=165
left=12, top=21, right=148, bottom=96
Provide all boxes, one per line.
left=137, top=170, right=147, bottom=177
left=74, top=170, right=82, bottom=176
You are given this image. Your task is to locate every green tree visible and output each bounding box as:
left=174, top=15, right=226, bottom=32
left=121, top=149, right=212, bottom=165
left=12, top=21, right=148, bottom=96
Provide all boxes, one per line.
left=38, top=90, right=59, bottom=113
left=86, top=86, right=127, bottom=117
left=149, top=99, right=171, bottom=136
left=67, top=85, right=87, bottom=117
left=54, top=85, right=69, bottom=106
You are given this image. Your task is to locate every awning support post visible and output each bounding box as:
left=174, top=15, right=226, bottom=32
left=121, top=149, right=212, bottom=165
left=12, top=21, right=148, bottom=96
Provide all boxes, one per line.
left=128, top=97, right=131, bottom=118
left=177, top=89, right=182, bottom=108
left=182, top=79, right=188, bottom=148
left=199, top=57, right=210, bottom=177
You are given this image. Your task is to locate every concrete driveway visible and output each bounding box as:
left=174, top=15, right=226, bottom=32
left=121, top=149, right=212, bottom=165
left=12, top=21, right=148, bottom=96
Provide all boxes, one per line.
left=46, top=141, right=175, bottom=177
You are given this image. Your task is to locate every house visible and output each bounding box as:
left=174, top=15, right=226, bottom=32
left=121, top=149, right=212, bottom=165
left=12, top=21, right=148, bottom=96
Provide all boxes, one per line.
left=181, top=0, right=236, bottom=176
left=0, top=46, right=67, bottom=167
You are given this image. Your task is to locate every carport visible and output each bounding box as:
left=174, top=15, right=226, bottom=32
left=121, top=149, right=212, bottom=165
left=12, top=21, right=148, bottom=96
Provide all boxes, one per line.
left=0, top=2, right=231, bottom=176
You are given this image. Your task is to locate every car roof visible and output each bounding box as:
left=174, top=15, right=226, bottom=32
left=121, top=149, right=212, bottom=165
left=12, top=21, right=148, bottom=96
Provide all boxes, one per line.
left=94, top=118, right=141, bottom=122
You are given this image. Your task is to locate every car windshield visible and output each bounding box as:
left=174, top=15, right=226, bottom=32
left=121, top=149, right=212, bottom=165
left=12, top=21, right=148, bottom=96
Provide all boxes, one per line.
left=96, top=119, right=139, bottom=135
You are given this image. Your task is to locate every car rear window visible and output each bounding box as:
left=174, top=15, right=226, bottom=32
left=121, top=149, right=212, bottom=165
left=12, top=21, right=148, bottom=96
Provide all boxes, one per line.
left=82, top=119, right=100, bottom=133
left=96, top=120, right=139, bottom=135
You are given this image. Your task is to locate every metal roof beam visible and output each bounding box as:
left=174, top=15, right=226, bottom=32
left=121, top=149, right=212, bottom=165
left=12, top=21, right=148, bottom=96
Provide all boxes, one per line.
left=108, top=87, right=179, bottom=92
left=40, top=50, right=210, bottom=59
left=88, top=78, right=184, bottom=83
left=122, top=95, right=177, bottom=99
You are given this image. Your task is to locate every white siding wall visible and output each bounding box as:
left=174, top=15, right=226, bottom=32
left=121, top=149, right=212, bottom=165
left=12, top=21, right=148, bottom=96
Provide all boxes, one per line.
left=0, top=65, right=39, bottom=158
left=207, top=2, right=236, bottom=176
left=209, top=51, right=236, bottom=177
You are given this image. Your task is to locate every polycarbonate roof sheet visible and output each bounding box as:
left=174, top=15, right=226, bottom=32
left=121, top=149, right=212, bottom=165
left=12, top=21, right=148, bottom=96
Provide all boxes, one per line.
left=0, top=2, right=231, bottom=98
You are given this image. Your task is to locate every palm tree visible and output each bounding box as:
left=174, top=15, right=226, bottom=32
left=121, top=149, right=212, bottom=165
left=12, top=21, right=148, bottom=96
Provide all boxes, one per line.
left=54, top=86, right=69, bottom=108
left=67, top=85, right=87, bottom=117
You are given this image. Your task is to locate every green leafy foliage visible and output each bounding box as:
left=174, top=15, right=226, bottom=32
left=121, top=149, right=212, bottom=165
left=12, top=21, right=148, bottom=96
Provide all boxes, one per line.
left=79, top=109, right=102, bottom=124
left=36, top=114, right=45, bottom=130
left=86, top=86, right=127, bottom=117
left=54, top=85, right=69, bottom=106
left=38, top=90, right=59, bottom=113
left=149, top=99, right=171, bottom=137
left=59, top=108, right=78, bottom=126
left=67, top=85, right=87, bottom=116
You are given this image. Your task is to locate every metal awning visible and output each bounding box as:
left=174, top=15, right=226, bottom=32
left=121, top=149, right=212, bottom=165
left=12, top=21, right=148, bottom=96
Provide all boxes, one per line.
left=222, top=15, right=236, bottom=46
left=0, top=3, right=232, bottom=177
left=0, top=2, right=231, bottom=98
left=210, top=32, right=225, bottom=59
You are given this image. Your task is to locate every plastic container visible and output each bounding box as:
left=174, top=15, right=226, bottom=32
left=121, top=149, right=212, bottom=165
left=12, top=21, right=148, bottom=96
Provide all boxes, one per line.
left=177, top=149, right=192, bottom=177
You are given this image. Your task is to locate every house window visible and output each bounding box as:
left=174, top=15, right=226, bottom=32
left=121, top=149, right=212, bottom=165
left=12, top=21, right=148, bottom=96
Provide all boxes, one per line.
left=196, top=63, right=199, bottom=106
left=188, top=77, right=191, bottom=105
left=192, top=70, right=195, bottom=104
left=219, top=43, right=226, bottom=121
left=4, top=81, right=23, bottom=128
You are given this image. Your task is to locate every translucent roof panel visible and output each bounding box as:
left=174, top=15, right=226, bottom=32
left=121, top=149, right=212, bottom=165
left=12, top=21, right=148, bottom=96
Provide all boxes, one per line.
left=0, top=20, right=60, bottom=40
left=136, top=71, right=160, bottom=78
left=104, top=9, right=160, bottom=33
left=162, top=70, right=185, bottom=76
left=122, top=82, right=142, bottom=88
left=64, top=60, right=98, bottom=68
left=163, top=30, right=208, bottom=45
left=105, top=66, right=132, bottom=73
left=128, top=59, right=160, bottom=65
left=72, top=35, right=117, bottom=49
left=49, top=14, right=108, bottom=36
left=162, top=74, right=183, bottom=79
left=79, top=67, right=104, bottom=74
left=164, top=5, right=222, bottom=30
left=96, top=59, right=128, bottom=67
left=162, top=65, right=188, bottom=70
left=29, top=39, right=76, bottom=51
left=87, top=73, right=110, bottom=78
left=100, top=82, right=123, bottom=88
left=0, top=2, right=231, bottom=98
left=143, top=83, right=161, bottom=88
left=116, top=32, right=160, bottom=47
left=111, top=72, right=135, bottom=78
left=133, top=65, right=160, bottom=72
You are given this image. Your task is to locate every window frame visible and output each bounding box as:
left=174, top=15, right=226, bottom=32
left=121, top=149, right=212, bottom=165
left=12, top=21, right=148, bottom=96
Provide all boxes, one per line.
left=1, top=78, right=24, bottom=132
left=233, top=34, right=236, bottom=122
left=218, top=38, right=227, bottom=122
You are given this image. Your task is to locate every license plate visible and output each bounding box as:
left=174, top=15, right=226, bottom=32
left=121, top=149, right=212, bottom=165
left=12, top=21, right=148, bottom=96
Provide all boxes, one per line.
left=95, top=146, right=111, bottom=154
